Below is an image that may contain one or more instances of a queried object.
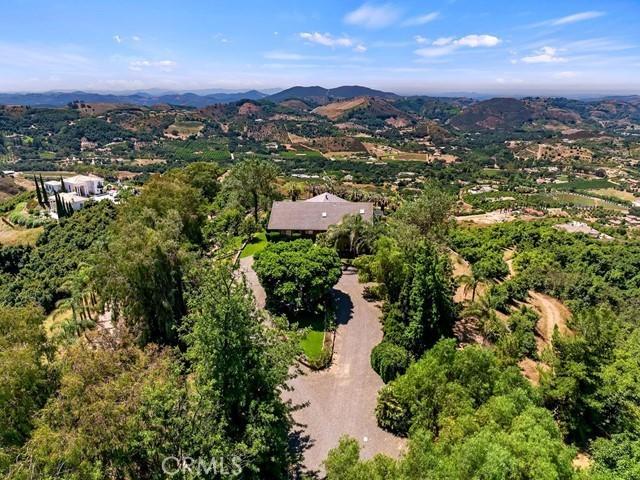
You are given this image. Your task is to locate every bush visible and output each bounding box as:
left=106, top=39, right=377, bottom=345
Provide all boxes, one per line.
left=253, top=239, right=342, bottom=313
left=371, top=341, right=411, bottom=383
left=306, top=347, right=332, bottom=370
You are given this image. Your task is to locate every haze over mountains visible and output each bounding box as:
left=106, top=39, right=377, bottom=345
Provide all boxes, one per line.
left=2, top=85, right=635, bottom=109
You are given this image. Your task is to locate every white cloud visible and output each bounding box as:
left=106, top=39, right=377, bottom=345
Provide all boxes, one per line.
left=344, top=3, right=402, bottom=28
left=299, top=32, right=353, bottom=47
left=402, top=12, right=439, bottom=26
left=354, top=44, right=367, bottom=53
left=132, top=36, right=141, bottom=42
left=521, top=46, right=566, bottom=63
left=415, top=34, right=501, bottom=57
left=550, top=11, right=605, bottom=26
left=532, top=11, right=605, bottom=28
left=432, top=37, right=454, bottom=46
left=414, top=35, right=428, bottom=44
left=456, top=34, right=501, bottom=48
left=129, top=59, right=177, bottom=71
left=113, top=35, right=122, bottom=44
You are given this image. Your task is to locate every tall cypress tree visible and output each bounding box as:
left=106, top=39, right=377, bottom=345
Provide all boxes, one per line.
left=39, top=175, right=49, bottom=205
left=59, top=176, right=66, bottom=193
left=54, top=192, right=64, bottom=218
left=34, top=175, right=43, bottom=207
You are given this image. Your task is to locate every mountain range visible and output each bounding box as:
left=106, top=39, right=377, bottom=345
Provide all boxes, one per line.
left=0, top=85, right=398, bottom=108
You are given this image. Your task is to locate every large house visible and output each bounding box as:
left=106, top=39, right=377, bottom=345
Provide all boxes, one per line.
left=44, top=174, right=107, bottom=219
left=44, top=174, right=104, bottom=197
left=267, top=192, right=374, bottom=235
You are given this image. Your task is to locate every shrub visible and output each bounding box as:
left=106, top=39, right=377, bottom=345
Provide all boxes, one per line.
left=253, top=239, right=342, bottom=314
left=371, top=341, right=411, bottom=383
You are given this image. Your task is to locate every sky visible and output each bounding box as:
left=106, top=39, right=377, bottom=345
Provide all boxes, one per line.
left=0, top=0, right=638, bottom=95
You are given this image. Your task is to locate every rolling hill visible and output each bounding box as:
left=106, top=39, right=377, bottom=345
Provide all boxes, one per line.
left=0, top=90, right=267, bottom=107
left=312, top=96, right=409, bottom=122
left=267, top=85, right=398, bottom=104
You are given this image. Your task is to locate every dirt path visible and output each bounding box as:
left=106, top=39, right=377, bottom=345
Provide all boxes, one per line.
left=284, top=268, right=406, bottom=476
left=502, top=249, right=571, bottom=344
left=528, top=291, right=571, bottom=343
left=503, top=249, right=515, bottom=278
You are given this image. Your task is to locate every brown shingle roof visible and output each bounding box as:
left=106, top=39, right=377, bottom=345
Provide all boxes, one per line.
left=268, top=197, right=373, bottom=231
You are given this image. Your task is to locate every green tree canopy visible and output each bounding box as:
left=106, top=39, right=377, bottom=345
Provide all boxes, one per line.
left=225, top=158, right=279, bottom=221
left=254, top=239, right=342, bottom=314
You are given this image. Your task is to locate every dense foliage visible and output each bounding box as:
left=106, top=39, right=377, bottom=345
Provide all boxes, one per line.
left=254, top=239, right=342, bottom=313
left=0, top=201, right=116, bottom=311
left=326, top=340, right=576, bottom=479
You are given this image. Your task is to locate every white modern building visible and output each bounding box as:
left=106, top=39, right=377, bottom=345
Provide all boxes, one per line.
left=44, top=174, right=104, bottom=197
left=44, top=174, right=107, bottom=219
left=48, top=192, right=90, bottom=219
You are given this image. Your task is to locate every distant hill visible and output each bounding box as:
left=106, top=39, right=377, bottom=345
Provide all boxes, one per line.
left=450, top=98, right=535, bottom=130
left=267, top=85, right=398, bottom=104
left=312, top=96, right=408, bottom=122
left=0, top=90, right=267, bottom=107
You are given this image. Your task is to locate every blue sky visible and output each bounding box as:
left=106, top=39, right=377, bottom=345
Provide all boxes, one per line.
left=0, top=0, right=638, bottom=94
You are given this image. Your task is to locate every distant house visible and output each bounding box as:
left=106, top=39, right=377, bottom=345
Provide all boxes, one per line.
left=554, top=221, right=613, bottom=241
left=44, top=174, right=107, bottom=219
left=44, top=174, right=104, bottom=197
left=48, top=192, right=90, bottom=219
left=268, top=192, right=374, bottom=235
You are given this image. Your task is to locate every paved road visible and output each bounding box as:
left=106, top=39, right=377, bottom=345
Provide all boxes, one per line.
left=284, top=267, right=406, bottom=477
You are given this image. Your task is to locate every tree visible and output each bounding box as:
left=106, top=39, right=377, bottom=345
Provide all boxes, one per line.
left=33, top=175, right=43, bottom=207
left=10, top=337, right=185, bottom=479
left=254, top=239, right=342, bottom=314
left=335, top=339, right=577, bottom=479
left=39, top=175, right=49, bottom=205
left=384, top=241, right=455, bottom=356
left=183, top=263, right=299, bottom=479
left=458, top=271, right=482, bottom=302
left=94, top=209, right=188, bottom=346
left=318, top=214, right=376, bottom=258
left=371, top=341, right=411, bottom=383
left=283, top=181, right=305, bottom=201
left=392, top=184, right=454, bottom=242
left=0, top=306, right=52, bottom=456
left=119, top=173, right=206, bottom=245
left=167, top=161, right=223, bottom=202
left=226, top=159, right=279, bottom=221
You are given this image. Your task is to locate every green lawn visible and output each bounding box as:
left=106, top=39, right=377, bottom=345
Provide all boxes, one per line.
left=240, top=232, right=268, bottom=258
left=296, top=313, right=326, bottom=361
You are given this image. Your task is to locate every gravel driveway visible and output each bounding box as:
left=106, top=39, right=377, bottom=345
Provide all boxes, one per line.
left=284, top=267, right=406, bottom=477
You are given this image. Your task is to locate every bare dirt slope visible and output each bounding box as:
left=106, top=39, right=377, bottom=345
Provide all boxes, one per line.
left=528, top=291, right=571, bottom=342
left=312, top=97, right=368, bottom=120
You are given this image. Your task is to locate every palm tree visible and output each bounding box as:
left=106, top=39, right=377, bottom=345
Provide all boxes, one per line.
left=459, top=272, right=481, bottom=302
left=319, top=214, right=376, bottom=258
left=283, top=181, right=305, bottom=201
left=462, top=293, right=506, bottom=343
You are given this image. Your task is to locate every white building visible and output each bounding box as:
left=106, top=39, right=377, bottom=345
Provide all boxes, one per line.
left=48, top=192, right=90, bottom=219
left=44, top=174, right=104, bottom=197
left=44, top=174, right=107, bottom=219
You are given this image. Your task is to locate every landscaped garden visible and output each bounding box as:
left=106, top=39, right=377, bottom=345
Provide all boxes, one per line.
left=240, top=231, right=268, bottom=258
left=253, top=239, right=342, bottom=368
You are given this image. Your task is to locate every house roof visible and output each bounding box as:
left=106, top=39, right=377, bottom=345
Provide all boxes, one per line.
left=306, top=192, right=349, bottom=203
left=63, top=174, right=104, bottom=184
left=268, top=194, right=373, bottom=231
